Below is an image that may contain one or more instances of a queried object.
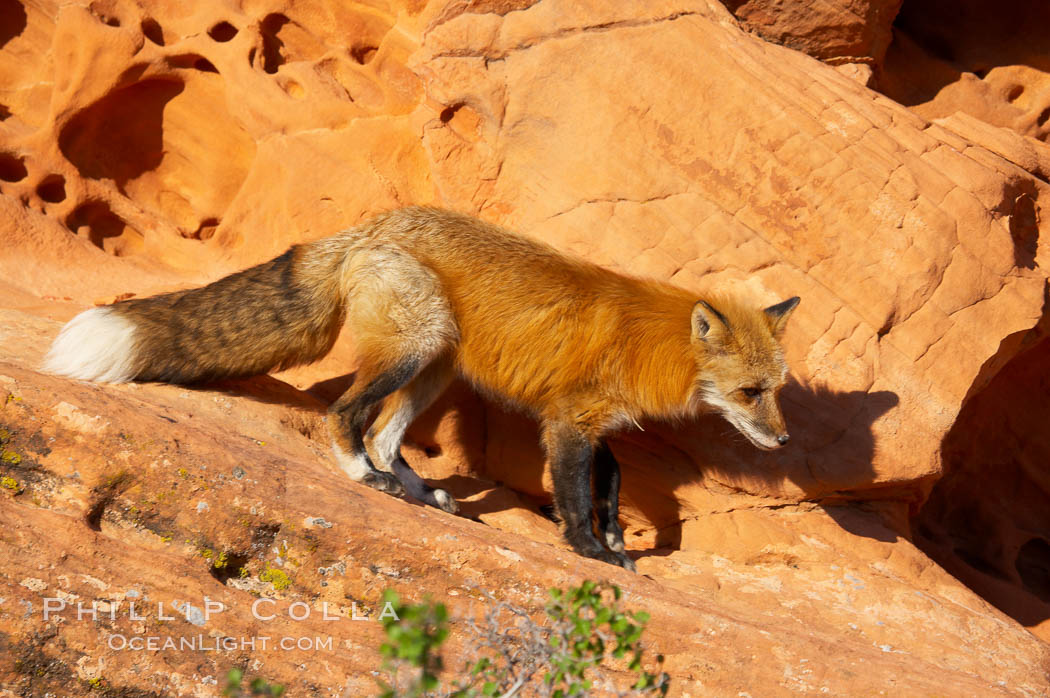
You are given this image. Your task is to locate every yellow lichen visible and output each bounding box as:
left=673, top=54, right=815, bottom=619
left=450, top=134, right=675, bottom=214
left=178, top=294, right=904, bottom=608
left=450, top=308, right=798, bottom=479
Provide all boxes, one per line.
left=1, top=476, right=21, bottom=493
left=259, top=566, right=291, bottom=591
left=2, top=450, right=21, bottom=465
left=214, top=551, right=229, bottom=569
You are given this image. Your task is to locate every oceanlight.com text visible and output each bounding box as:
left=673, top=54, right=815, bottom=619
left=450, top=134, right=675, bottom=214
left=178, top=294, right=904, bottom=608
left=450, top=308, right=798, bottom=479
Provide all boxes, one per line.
left=107, top=634, right=335, bottom=652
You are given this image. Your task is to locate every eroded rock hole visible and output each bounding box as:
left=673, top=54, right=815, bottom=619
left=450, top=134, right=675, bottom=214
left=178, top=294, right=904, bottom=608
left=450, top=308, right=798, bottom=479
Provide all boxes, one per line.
left=350, top=44, right=378, bottom=65
left=194, top=57, right=218, bottom=73
left=0, top=103, right=10, bottom=120
left=1016, top=538, right=1050, bottom=604
left=166, top=54, right=218, bottom=73
left=0, top=0, right=27, bottom=50
left=209, top=21, right=237, bottom=42
left=1007, top=84, right=1024, bottom=102
left=0, top=152, right=27, bottom=182
left=66, top=201, right=142, bottom=256
left=93, top=10, right=120, bottom=27
left=281, top=79, right=304, bottom=99
left=208, top=550, right=252, bottom=584
left=440, top=103, right=464, bottom=124
left=1038, top=107, right=1050, bottom=128
left=36, top=174, right=65, bottom=203
left=260, top=13, right=290, bottom=74
left=140, top=17, right=164, bottom=45
left=58, top=78, right=184, bottom=189
left=185, top=217, right=219, bottom=241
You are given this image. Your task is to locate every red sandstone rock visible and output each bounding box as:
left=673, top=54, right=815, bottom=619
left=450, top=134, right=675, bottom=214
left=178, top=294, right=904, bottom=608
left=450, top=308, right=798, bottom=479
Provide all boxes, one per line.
left=718, top=0, right=902, bottom=65
left=2, top=308, right=1048, bottom=696
left=1, top=0, right=1049, bottom=694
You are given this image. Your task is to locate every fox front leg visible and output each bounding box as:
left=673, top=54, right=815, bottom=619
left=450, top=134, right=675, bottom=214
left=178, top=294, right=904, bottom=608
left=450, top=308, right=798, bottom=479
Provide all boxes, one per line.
left=544, top=423, right=635, bottom=571
left=594, top=441, right=626, bottom=555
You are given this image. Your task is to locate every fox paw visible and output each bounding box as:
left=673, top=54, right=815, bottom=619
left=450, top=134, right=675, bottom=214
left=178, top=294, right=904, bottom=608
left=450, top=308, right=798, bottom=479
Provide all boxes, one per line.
left=611, top=551, right=637, bottom=573
left=584, top=547, right=636, bottom=572
left=362, top=471, right=404, bottom=497
left=432, top=488, right=459, bottom=514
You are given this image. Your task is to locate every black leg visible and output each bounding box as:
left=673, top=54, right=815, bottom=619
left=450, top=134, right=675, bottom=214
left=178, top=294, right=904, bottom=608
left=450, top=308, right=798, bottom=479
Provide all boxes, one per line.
left=327, top=361, right=420, bottom=497
left=545, top=423, right=634, bottom=571
left=594, top=441, right=626, bottom=554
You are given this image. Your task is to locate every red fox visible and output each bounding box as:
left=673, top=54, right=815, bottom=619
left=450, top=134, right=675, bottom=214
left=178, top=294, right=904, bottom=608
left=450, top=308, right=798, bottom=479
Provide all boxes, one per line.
left=45, top=206, right=799, bottom=570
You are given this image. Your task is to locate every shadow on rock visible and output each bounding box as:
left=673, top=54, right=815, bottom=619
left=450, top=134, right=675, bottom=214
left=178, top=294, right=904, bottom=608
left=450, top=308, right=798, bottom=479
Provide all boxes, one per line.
left=190, top=371, right=902, bottom=558
left=198, top=374, right=328, bottom=412
left=612, top=381, right=899, bottom=551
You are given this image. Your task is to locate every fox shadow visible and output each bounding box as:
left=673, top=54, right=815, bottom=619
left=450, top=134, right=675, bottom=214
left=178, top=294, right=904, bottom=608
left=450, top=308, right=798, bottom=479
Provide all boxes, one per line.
left=606, top=381, right=899, bottom=554
left=197, top=374, right=330, bottom=412
left=195, top=372, right=900, bottom=557
left=397, top=377, right=900, bottom=557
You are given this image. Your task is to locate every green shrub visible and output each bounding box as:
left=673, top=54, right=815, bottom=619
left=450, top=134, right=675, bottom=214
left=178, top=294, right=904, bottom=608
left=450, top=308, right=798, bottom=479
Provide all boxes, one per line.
left=377, top=581, right=669, bottom=698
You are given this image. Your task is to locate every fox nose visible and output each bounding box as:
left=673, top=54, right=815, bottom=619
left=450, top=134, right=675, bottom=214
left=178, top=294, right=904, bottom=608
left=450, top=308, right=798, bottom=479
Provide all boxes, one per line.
left=776, top=434, right=790, bottom=446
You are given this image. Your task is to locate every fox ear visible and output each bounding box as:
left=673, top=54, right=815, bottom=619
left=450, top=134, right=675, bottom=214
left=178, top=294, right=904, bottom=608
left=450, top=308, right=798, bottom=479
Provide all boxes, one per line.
left=692, top=300, right=729, bottom=343
left=764, top=296, right=800, bottom=335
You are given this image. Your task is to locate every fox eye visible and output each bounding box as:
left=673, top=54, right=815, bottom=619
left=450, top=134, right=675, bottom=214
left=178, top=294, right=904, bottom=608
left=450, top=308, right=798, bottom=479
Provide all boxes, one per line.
left=741, top=387, right=762, bottom=399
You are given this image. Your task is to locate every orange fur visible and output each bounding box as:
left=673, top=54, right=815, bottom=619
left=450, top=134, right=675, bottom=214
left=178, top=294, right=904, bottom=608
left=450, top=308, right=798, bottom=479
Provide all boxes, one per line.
left=323, top=207, right=792, bottom=445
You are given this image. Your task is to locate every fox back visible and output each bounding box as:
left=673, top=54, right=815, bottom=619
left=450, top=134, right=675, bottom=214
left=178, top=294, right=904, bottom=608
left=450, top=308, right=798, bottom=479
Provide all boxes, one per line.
left=341, top=207, right=799, bottom=445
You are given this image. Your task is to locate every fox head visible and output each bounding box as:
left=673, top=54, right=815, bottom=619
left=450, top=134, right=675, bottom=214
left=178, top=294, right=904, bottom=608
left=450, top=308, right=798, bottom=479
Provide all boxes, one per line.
left=691, top=296, right=800, bottom=450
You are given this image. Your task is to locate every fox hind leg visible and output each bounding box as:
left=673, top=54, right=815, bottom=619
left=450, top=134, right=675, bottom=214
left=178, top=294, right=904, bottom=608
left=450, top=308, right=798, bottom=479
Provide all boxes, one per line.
left=328, top=244, right=457, bottom=501
left=328, top=360, right=420, bottom=497
left=365, top=357, right=458, bottom=513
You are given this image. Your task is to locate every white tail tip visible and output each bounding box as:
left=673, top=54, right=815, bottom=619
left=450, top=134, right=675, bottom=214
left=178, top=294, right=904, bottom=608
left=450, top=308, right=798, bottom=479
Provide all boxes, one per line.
left=43, top=307, right=139, bottom=383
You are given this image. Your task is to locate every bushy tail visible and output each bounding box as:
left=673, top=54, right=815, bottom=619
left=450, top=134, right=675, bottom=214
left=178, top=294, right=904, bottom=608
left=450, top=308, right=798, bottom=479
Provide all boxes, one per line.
left=44, top=245, right=347, bottom=384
